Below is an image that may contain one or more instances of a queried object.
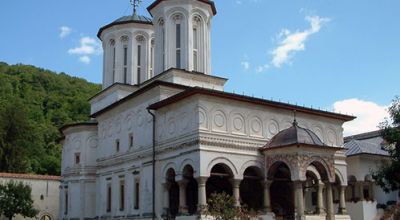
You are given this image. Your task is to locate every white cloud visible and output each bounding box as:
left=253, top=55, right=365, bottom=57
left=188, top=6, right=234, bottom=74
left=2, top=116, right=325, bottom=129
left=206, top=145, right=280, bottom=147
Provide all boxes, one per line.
left=68, top=37, right=102, bottom=55
left=241, top=61, right=250, bottom=70
left=255, top=64, right=269, bottom=73
left=271, top=16, right=330, bottom=68
left=79, top=56, right=91, bottom=64
left=333, top=98, right=389, bottom=136
left=59, top=26, right=72, bottom=38
left=68, top=37, right=102, bottom=63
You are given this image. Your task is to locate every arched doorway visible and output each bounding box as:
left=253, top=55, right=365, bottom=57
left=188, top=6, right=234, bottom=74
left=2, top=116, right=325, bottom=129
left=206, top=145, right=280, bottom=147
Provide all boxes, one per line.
left=269, top=162, right=294, bottom=220
left=166, top=168, right=179, bottom=217
left=304, top=170, right=319, bottom=214
left=240, top=166, right=263, bottom=210
left=206, top=163, right=233, bottom=199
left=182, top=165, right=198, bottom=215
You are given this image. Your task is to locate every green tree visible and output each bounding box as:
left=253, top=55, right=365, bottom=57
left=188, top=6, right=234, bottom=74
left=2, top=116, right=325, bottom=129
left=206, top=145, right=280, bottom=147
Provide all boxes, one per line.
left=0, top=180, right=39, bottom=220
left=0, top=62, right=101, bottom=175
left=0, top=100, right=31, bottom=173
left=205, top=192, right=257, bottom=220
left=373, top=96, right=400, bottom=192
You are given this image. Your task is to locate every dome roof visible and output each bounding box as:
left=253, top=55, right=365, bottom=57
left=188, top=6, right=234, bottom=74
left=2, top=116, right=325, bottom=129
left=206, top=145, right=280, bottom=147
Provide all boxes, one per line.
left=265, top=121, right=325, bottom=149
left=97, top=15, right=153, bottom=39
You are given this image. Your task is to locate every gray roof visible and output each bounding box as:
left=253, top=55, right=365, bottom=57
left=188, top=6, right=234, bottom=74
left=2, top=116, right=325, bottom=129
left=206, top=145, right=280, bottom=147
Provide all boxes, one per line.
left=344, top=130, right=389, bottom=156
left=265, top=121, right=326, bottom=148
left=113, top=15, right=153, bottom=24
left=97, top=14, right=153, bottom=38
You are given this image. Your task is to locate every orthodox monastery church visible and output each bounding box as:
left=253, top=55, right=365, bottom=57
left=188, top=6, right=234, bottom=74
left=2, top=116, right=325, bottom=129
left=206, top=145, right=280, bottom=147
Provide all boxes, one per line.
left=59, top=1, right=399, bottom=220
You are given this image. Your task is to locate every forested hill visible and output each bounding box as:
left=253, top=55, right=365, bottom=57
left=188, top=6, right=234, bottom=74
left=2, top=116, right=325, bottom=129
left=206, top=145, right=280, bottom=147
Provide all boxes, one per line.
left=0, top=62, right=101, bottom=175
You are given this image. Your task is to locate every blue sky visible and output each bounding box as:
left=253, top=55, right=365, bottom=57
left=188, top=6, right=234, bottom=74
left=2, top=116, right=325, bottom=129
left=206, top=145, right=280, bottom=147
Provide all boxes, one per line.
left=0, top=0, right=399, bottom=135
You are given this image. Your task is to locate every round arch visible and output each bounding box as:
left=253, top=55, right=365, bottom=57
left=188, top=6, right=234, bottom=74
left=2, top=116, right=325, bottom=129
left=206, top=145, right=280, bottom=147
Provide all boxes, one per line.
left=206, top=157, right=238, bottom=178
left=303, top=157, right=334, bottom=182
left=267, top=161, right=293, bottom=181
left=162, top=162, right=178, bottom=180
left=239, top=160, right=264, bottom=179
left=179, top=158, right=196, bottom=177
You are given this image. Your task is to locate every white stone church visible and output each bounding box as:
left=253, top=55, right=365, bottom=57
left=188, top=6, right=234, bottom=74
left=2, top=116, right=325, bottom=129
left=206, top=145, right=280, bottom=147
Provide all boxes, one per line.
left=59, top=1, right=399, bottom=220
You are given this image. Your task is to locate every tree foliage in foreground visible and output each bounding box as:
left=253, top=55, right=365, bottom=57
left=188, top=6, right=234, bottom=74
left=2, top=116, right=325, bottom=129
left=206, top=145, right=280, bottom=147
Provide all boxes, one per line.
left=373, top=96, right=400, bottom=192
left=0, top=180, right=39, bottom=220
left=205, top=192, right=257, bottom=220
left=0, top=62, right=101, bottom=175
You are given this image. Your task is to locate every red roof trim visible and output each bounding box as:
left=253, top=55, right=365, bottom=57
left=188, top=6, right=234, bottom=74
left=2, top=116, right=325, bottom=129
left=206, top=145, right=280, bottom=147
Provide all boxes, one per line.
left=147, top=87, right=356, bottom=122
left=147, top=0, right=217, bottom=16
left=0, top=173, right=60, bottom=181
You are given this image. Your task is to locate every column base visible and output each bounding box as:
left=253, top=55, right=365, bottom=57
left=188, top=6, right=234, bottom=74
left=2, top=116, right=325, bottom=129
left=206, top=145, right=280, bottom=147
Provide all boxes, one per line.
left=176, top=216, right=199, bottom=220
left=334, top=214, right=351, bottom=220
left=256, top=212, right=275, bottom=220
left=338, top=207, right=347, bottom=215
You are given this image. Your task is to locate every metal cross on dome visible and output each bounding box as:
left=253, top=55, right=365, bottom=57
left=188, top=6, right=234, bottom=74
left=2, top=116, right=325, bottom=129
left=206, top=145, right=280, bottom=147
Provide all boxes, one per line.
left=130, top=0, right=142, bottom=16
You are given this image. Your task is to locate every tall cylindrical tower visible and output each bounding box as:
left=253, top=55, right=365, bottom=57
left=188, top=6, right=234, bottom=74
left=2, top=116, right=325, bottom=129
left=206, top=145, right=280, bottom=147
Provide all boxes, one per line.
left=97, top=14, right=155, bottom=89
left=148, top=0, right=216, bottom=75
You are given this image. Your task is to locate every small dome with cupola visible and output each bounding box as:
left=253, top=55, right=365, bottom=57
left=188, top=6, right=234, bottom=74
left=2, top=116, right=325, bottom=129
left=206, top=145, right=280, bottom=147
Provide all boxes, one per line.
left=264, top=120, right=326, bottom=149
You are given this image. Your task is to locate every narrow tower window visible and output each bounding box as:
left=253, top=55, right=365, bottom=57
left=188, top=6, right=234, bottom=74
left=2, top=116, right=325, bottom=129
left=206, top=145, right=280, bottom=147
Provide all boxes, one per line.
left=136, top=35, right=144, bottom=85
left=121, top=36, right=129, bottom=84
left=193, top=16, right=201, bottom=72
left=176, top=23, right=181, bottom=68
left=123, top=46, right=128, bottom=83
left=137, top=44, right=141, bottom=84
left=150, top=39, right=155, bottom=78
left=159, top=19, right=165, bottom=70
left=110, top=39, right=116, bottom=83
left=193, top=27, right=198, bottom=71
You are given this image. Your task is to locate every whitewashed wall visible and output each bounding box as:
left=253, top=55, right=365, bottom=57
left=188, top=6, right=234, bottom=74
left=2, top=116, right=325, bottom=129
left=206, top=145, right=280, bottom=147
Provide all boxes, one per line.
left=0, top=177, right=59, bottom=220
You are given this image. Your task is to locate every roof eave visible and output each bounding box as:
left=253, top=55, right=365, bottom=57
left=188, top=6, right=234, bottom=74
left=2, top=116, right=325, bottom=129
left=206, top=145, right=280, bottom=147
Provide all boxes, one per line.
left=260, top=143, right=342, bottom=151
left=148, top=87, right=356, bottom=122
left=147, top=0, right=217, bottom=16
left=97, top=20, right=153, bottom=40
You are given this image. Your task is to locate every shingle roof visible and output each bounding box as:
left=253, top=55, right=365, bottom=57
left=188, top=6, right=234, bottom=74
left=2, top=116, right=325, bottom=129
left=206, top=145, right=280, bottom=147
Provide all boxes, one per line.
left=344, top=130, right=389, bottom=156
left=0, top=173, right=61, bottom=181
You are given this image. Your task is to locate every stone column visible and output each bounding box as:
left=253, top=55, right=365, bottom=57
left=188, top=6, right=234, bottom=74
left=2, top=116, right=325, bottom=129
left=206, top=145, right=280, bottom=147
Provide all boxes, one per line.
left=178, top=179, right=188, bottom=215
left=231, top=179, right=241, bottom=207
left=358, top=181, right=365, bottom=201
left=294, top=181, right=305, bottom=220
left=163, top=182, right=170, bottom=214
left=369, top=182, right=375, bottom=201
left=197, top=177, right=208, bottom=213
left=317, top=182, right=326, bottom=215
left=338, top=186, right=347, bottom=214
left=326, top=183, right=334, bottom=220
left=263, top=180, right=272, bottom=213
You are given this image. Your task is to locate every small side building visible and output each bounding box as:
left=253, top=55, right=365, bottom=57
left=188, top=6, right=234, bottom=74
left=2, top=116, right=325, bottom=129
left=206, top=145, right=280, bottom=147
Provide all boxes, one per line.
left=344, top=130, right=400, bottom=220
left=0, top=173, right=60, bottom=220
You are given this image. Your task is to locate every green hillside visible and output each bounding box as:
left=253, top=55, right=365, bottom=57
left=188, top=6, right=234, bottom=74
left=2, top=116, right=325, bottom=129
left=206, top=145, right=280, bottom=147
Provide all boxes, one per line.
left=0, top=62, right=101, bottom=175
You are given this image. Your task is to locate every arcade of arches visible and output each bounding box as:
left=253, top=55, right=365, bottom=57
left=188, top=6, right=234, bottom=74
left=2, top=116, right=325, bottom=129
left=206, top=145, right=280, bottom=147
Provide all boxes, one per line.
left=161, top=159, right=351, bottom=220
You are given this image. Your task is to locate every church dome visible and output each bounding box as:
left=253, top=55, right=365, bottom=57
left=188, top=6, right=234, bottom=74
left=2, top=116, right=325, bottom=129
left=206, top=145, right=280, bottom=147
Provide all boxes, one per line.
left=265, top=121, right=325, bottom=148
left=97, top=14, right=153, bottom=38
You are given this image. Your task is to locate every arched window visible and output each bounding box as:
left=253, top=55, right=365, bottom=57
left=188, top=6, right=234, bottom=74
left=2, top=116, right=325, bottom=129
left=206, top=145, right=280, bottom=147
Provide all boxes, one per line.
left=192, top=16, right=201, bottom=72
left=173, top=14, right=182, bottom=69
left=150, top=38, right=155, bottom=78
left=121, top=36, right=129, bottom=84
left=109, top=39, right=116, bottom=83
left=158, top=19, right=165, bottom=70
left=136, top=35, right=145, bottom=84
